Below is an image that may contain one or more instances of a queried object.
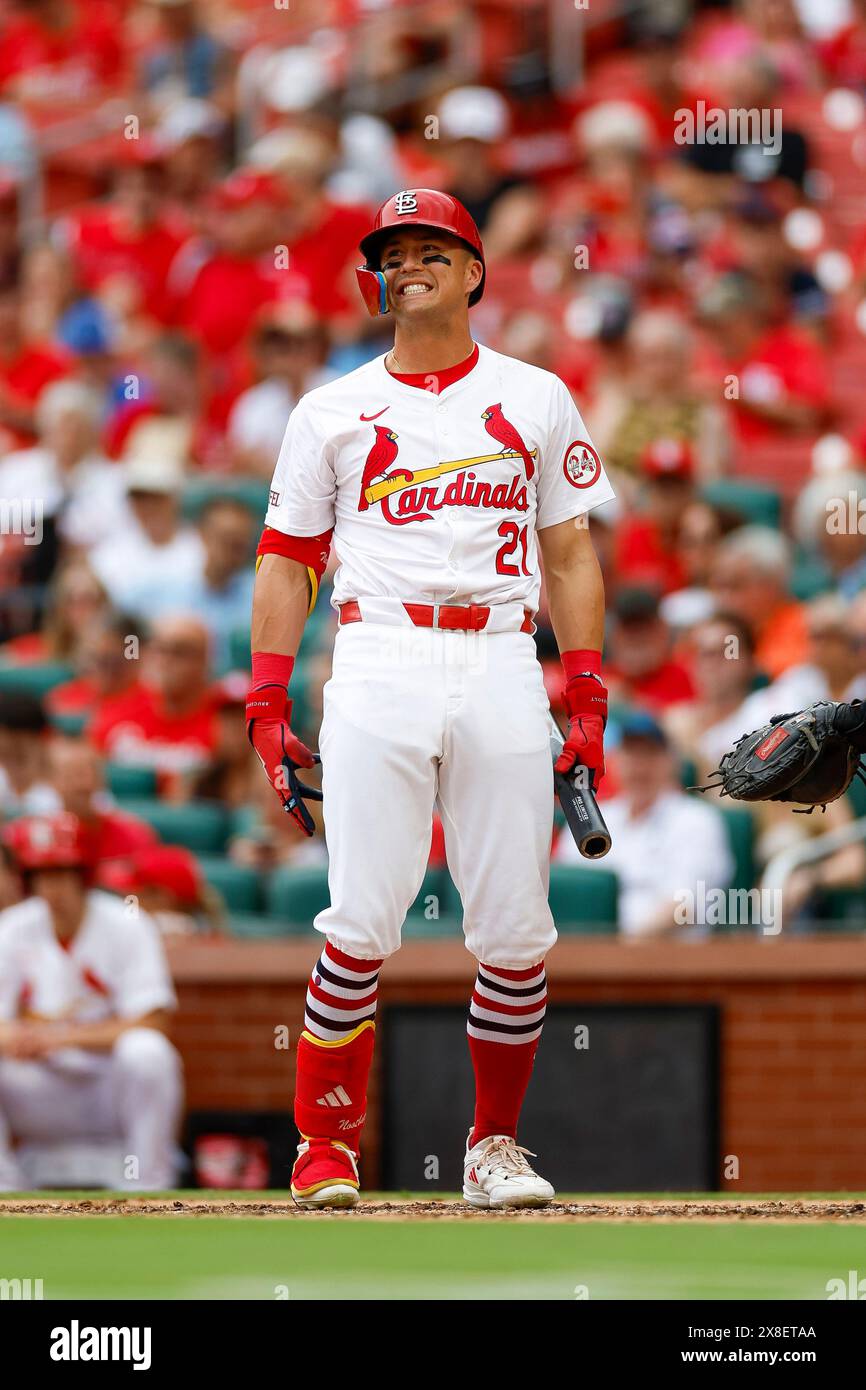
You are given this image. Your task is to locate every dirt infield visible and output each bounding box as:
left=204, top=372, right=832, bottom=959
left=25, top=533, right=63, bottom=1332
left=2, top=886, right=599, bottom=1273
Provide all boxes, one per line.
left=2, top=1197, right=866, bottom=1221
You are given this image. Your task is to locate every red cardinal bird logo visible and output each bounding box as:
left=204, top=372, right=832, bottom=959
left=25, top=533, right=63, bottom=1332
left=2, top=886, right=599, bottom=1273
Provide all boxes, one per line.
left=481, top=403, right=534, bottom=481
left=358, top=425, right=413, bottom=511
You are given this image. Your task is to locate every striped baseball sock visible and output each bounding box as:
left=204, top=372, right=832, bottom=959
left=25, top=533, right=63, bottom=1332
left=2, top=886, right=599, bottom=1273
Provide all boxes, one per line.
left=294, top=942, right=383, bottom=1150
left=304, top=940, right=382, bottom=1042
left=467, top=961, right=547, bottom=1147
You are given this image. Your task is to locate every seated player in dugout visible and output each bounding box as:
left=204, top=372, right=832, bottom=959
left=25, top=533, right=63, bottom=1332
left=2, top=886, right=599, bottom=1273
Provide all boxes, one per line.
left=247, top=189, right=613, bottom=1208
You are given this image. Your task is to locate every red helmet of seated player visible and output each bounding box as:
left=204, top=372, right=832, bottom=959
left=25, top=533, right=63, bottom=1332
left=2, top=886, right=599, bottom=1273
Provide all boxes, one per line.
left=4, top=812, right=94, bottom=876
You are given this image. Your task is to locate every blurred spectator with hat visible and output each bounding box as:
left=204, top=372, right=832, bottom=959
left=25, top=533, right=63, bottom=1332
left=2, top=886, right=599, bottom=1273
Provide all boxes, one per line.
left=99, top=843, right=222, bottom=939
left=556, top=711, right=733, bottom=938
left=793, top=468, right=866, bottom=600
left=230, top=769, right=327, bottom=874
left=588, top=309, right=730, bottom=486
left=434, top=86, right=542, bottom=260
left=89, top=615, right=217, bottom=786
left=0, top=278, right=70, bottom=452
left=55, top=299, right=118, bottom=406
left=613, top=438, right=697, bottom=594
left=137, top=0, right=233, bottom=111
left=606, top=587, right=696, bottom=712
left=169, top=169, right=285, bottom=360
left=0, top=380, right=131, bottom=553
left=104, top=332, right=216, bottom=468
left=710, top=525, right=808, bottom=678
left=89, top=446, right=203, bottom=614
left=154, top=97, right=225, bottom=209
left=664, top=612, right=760, bottom=781
left=678, top=51, right=810, bottom=207
left=697, top=271, right=830, bottom=445
left=0, top=811, right=182, bottom=1191
left=47, top=610, right=146, bottom=725
left=227, top=301, right=333, bottom=477
left=49, top=737, right=157, bottom=868
left=0, top=557, right=109, bottom=664
left=246, top=127, right=372, bottom=337
left=59, top=138, right=186, bottom=329
left=143, top=495, right=257, bottom=671
left=0, top=0, right=123, bottom=104
left=191, top=669, right=259, bottom=809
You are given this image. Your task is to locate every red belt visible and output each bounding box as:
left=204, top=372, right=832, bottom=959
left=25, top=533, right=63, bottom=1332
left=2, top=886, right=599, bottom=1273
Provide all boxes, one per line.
left=339, top=600, right=533, bottom=634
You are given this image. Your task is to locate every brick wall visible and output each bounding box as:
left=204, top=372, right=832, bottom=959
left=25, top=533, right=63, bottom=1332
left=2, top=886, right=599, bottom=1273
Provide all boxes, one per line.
left=168, top=937, right=866, bottom=1192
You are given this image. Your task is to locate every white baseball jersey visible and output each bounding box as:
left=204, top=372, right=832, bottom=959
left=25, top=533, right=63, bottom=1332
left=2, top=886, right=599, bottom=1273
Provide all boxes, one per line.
left=0, top=890, right=176, bottom=1024
left=265, top=344, right=614, bottom=614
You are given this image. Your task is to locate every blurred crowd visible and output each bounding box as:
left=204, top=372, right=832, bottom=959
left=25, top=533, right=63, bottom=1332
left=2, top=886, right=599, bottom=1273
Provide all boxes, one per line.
left=3, top=0, right=866, bottom=941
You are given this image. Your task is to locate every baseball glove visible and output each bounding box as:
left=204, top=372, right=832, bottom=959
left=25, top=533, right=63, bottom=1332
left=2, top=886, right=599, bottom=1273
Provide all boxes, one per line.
left=694, top=700, right=866, bottom=812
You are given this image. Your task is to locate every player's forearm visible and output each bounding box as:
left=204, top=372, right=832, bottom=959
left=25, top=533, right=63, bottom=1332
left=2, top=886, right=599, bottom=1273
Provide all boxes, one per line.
left=540, top=523, right=605, bottom=655
left=49, top=1011, right=171, bottom=1053
left=251, top=554, right=311, bottom=658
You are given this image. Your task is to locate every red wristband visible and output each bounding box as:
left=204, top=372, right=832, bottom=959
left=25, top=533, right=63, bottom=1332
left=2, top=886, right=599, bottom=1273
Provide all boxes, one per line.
left=251, top=651, right=295, bottom=691
left=561, top=648, right=602, bottom=681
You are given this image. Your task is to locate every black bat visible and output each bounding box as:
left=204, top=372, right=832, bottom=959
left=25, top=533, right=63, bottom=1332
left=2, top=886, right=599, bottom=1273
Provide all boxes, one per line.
left=549, top=714, right=612, bottom=860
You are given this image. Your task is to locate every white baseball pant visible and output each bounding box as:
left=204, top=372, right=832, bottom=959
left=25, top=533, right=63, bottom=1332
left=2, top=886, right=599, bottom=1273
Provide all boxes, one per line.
left=315, top=622, right=557, bottom=966
left=0, top=1028, right=183, bottom=1191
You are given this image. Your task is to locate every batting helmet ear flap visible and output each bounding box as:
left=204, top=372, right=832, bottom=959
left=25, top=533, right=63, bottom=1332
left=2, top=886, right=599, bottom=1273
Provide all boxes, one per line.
left=355, top=266, right=389, bottom=317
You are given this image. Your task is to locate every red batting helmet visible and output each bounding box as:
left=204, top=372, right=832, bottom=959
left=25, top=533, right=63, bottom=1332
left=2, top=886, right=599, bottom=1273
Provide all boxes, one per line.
left=4, top=813, right=93, bottom=876
left=356, top=188, right=485, bottom=317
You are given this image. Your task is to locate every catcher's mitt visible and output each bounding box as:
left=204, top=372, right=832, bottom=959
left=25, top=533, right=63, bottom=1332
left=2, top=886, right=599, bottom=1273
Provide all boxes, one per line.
left=694, top=700, right=866, bottom=812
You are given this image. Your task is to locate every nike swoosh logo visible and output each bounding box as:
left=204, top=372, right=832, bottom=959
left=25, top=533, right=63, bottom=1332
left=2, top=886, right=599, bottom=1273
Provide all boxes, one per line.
left=360, top=407, right=390, bottom=421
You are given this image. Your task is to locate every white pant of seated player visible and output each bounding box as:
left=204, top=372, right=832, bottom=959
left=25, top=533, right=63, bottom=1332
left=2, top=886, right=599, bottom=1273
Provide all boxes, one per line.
left=0, top=1027, right=183, bottom=1191
left=316, top=622, right=558, bottom=966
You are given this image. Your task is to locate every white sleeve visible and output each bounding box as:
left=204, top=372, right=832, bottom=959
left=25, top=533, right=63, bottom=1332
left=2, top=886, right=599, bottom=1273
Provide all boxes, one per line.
left=0, top=925, right=21, bottom=1021
left=264, top=395, right=336, bottom=537
left=115, top=913, right=177, bottom=1019
left=536, top=378, right=615, bottom=530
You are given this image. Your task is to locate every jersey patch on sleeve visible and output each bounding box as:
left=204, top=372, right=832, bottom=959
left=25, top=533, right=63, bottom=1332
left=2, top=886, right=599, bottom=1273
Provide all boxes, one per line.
left=562, top=440, right=602, bottom=489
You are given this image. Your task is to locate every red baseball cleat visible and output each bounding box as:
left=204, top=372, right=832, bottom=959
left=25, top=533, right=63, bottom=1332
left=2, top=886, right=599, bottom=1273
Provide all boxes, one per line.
left=291, top=1138, right=360, bottom=1208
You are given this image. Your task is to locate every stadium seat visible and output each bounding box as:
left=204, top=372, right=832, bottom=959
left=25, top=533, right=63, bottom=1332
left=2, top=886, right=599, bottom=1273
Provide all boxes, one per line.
left=0, top=662, right=75, bottom=698
left=548, top=863, right=618, bottom=933
left=181, top=478, right=270, bottom=523
left=718, top=805, right=757, bottom=896
left=227, top=912, right=299, bottom=939
left=48, top=711, right=87, bottom=737
left=846, top=774, right=866, bottom=821
left=105, top=764, right=158, bottom=801
left=403, top=913, right=463, bottom=939
left=406, top=866, right=449, bottom=919
left=227, top=627, right=250, bottom=672
left=265, top=863, right=330, bottom=928
left=807, top=888, right=866, bottom=932
left=791, top=554, right=834, bottom=602
left=700, top=479, right=781, bottom=530
left=197, top=855, right=263, bottom=914
left=117, top=799, right=229, bottom=854
left=403, top=868, right=463, bottom=937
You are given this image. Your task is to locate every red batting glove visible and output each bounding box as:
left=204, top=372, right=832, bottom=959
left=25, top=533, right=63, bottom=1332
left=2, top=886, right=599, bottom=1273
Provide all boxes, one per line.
left=555, top=673, right=608, bottom=790
left=245, top=684, right=322, bottom=836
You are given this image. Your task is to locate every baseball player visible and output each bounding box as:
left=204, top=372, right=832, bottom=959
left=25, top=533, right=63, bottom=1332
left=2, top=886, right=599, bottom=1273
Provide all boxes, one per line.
left=247, top=189, right=614, bottom=1208
left=0, top=813, right=182, bottom=1191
